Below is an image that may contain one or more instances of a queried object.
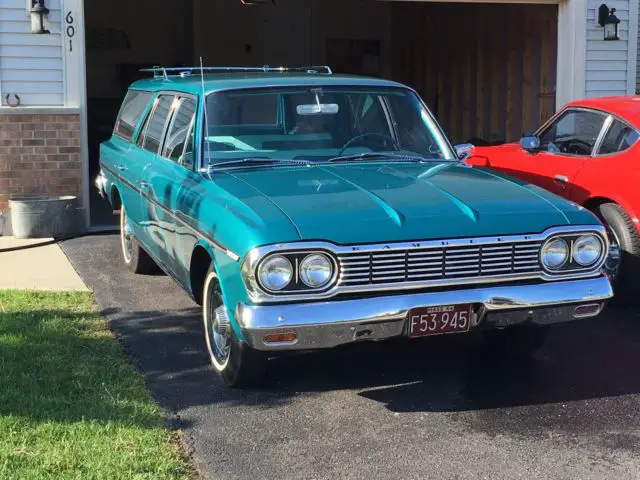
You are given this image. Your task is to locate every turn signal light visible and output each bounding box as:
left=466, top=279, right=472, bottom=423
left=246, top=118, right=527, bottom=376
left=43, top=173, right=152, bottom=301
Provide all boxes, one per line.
left=263, top=332, right=297, bottom=344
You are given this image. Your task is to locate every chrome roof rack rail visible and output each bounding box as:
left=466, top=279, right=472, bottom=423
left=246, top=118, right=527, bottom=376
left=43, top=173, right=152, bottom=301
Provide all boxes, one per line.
left=139, top=65, right=333, bottom=79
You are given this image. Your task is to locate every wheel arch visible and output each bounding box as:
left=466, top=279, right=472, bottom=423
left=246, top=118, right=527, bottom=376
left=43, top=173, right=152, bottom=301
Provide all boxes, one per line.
left=110, top=185, right=122, bottom=213
left=190, top=243, right=215, bottom=306
left=583, top=196, right=640, bottom=233
left=189, top=241, right=248, bottom=343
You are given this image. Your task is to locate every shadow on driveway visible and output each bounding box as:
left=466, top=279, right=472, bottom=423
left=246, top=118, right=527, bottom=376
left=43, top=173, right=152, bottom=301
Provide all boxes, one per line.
left=99, top=301, right=640, bottom=423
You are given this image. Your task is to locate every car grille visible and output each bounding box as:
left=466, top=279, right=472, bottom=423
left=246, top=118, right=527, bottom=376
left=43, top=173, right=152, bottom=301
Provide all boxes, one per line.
left=337, top=241, right=543, bottom=287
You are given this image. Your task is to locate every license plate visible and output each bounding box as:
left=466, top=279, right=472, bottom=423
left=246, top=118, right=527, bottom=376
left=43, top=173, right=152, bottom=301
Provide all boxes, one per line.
left=408, top=304, right=472, bottom=338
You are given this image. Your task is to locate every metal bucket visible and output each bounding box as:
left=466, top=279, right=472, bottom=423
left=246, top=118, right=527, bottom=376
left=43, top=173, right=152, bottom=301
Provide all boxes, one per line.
left=9, top=196, right=79, bottom=239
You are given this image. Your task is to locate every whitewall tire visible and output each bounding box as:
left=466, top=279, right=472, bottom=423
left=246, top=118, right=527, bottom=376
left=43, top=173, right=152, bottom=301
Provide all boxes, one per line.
left=202, top=266, right=267, bottom=387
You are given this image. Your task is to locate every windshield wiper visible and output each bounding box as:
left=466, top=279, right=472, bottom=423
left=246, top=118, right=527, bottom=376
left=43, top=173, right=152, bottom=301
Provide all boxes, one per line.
left=327, top=152, right=442, bottom=163
left=206, top=157, right=311, bottom=170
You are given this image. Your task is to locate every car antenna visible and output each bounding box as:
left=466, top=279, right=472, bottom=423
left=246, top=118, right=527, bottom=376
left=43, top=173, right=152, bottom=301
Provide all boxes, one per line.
left=200, top=56, right=212, bottom=172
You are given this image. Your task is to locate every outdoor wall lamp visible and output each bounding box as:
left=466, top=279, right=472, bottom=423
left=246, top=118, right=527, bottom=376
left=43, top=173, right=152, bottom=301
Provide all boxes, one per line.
left=240, top=0, right=276, bottom=5
left=598, top=4, right=620, bottom=41
left=30, top=0, right=50, bottom=34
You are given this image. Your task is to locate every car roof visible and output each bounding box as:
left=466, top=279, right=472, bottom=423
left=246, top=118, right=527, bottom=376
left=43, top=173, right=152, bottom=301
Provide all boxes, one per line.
left=129, top=73, right=408, bottom=96
left=566, top=96, right=640, bottom=126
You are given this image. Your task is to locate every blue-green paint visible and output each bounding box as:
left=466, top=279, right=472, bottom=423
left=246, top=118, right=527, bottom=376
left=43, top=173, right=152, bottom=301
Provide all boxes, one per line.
left=99, top=72, right=603, bottom=344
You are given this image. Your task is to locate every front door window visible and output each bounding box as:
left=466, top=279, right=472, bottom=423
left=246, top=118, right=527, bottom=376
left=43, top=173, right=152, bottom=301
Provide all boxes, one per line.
left=538, top=110, right=607, bottom=156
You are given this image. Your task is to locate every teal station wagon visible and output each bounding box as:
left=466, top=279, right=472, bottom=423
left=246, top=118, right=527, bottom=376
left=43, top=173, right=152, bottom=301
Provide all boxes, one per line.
left=97, top=66, right=613, bottom=387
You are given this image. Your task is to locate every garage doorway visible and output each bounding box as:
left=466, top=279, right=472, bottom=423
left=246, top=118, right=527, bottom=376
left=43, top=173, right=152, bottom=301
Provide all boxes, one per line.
left=83, top=0, right=558, bottom=226
left=390, top=2, right=558, bottom=146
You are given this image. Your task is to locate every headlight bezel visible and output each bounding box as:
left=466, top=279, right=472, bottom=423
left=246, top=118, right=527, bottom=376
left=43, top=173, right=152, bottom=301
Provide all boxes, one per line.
left=253, top=249, right=339, bottom=296
left=540, top=232, right=607, bottom=275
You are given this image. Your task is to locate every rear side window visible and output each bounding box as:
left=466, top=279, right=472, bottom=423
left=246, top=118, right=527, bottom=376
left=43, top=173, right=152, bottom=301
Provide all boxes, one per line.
left=162, top=97, right=197, bottom=164
left=598, top=120, right=639, bottom=154
left=141, top=95, right=175, bottom=154
left=114, top=90, right=152, bottom=141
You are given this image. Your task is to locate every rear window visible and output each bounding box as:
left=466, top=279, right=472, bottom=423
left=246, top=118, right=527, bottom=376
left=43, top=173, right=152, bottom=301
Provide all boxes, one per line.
left=114, top=90, right=152, bottom=141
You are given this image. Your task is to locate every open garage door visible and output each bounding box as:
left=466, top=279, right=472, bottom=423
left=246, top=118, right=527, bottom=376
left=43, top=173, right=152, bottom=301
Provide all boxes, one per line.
left=390, top=2, right=558, bottom=146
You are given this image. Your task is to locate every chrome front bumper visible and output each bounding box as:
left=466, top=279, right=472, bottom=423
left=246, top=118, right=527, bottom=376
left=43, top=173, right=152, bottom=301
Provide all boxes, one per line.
left=95, top=170, right=108, bottom=199
left=236, top=276, right=613, bottom=351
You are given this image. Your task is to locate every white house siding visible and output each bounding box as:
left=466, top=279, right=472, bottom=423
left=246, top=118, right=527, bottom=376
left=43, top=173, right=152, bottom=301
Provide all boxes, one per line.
left=586, top=0, right=632, bottom=97
left=0, top=0, right=64, bottom=106
left=637, top=3, right=640, bottom=92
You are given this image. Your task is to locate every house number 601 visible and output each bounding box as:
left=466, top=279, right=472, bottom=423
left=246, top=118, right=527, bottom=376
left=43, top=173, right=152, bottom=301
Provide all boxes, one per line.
left=66, top=11, right=75, bottom=52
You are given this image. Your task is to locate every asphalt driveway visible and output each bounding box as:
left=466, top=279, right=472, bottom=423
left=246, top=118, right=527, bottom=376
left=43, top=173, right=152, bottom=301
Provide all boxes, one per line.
left=61, top=234, right=640, bottom=480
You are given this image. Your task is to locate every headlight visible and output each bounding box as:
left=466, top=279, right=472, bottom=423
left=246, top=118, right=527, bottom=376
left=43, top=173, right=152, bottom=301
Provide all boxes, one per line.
left=573, top=234, right=602, bottom=266
left=258, top=255, right=293, bottom=291
left=541, top=238, right=568, bottom=270
left=299, top=254, right=333, bottom=288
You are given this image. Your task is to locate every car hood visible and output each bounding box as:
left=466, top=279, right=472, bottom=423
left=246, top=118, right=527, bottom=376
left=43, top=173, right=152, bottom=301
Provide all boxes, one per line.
left=215, top=162, right=598, bottom=245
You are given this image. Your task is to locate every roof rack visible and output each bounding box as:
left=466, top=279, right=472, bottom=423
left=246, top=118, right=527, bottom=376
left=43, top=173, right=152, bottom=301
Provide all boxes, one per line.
left=139, top=65, right=333, bottom=80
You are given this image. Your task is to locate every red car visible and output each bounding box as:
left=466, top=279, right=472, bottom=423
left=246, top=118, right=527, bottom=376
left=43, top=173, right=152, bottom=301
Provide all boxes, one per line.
left=466, top=96, right=640, bottom=300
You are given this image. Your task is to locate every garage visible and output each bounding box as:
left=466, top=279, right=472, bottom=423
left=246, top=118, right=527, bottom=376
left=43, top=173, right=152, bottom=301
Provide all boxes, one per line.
left=83, top=0, right=558, bottom=225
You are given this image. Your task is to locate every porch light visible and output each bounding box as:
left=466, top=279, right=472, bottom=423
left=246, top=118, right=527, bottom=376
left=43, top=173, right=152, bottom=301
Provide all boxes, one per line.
left=30, top=0, right=50, bottom=34
left=598, top=4, right=620, bottom=41
left=240, top=0, right=276, bottom=5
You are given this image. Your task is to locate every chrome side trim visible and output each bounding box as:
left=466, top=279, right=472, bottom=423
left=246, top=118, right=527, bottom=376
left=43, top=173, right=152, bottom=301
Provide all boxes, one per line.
left=592, top=115, right=613, bottom=155
left=242, top=225, right=609, bottom=303
left=236, top=276, right=613, bottom=351
left=101, top=164, right=240, bottom=261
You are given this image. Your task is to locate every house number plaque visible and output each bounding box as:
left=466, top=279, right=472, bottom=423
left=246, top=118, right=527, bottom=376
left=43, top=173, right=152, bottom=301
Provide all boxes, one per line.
left=66, top=11, right=75, bottom=52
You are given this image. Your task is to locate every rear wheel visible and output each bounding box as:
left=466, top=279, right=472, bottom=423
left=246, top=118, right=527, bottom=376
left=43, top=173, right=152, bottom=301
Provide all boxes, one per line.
left=594, top=202, right=640, bottom=303
left=120, top=205, right=157, bottom=274
left=202, top=267, right=267, bottom=387
left=481, top=325, right=550, bottom=360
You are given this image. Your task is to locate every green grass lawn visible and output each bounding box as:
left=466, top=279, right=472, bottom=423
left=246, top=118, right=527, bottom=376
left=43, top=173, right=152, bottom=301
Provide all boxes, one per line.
left=0, top=291, right=191, bottom=480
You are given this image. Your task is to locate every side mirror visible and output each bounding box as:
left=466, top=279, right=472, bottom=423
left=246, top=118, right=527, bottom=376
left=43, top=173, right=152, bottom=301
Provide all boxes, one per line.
left=520, top=136, right=540, bottom=153
left=454, top=143, right=474, bottom=160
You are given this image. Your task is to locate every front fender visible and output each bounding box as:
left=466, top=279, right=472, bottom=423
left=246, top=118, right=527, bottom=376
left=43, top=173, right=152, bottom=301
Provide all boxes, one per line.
left=194, top=240, right=251, bottom=343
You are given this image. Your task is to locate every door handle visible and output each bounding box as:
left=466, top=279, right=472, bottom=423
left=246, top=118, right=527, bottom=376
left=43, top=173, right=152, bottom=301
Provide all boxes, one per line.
left=116, top=165, right=128, bottom=172
left=139, top=181, right=150, bottom=188
left=553, top=175, right=569, bottom=186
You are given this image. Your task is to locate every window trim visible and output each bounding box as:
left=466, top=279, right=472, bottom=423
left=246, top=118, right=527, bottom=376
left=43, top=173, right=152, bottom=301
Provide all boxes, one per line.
left=198, top=85, right=456, bottom=171
left=535, top=107, right=610, bottom=158
left=534, top=106, right=640, bottom=158
left=593, top=114, right=640, bottom=157
left=159, top=93, right=198, bottom=167
left=139, top=93, right=178, bottom=155
left=113, top=89, right=153, bottom=142
left=135, top=96, right=159, bottom=147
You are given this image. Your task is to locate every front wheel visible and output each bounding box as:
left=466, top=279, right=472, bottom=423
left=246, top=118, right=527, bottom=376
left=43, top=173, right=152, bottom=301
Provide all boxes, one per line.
left=481, top=325, right=550, bottom=360
left=594, top=202, right=640, bottom=304
left=202, top=267, right=267, bottom=387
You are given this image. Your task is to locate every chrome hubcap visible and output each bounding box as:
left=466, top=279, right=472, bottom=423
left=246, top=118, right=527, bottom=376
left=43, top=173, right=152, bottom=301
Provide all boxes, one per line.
left=121, top=209, right=133, bottom=263
left=204, top=278, right=231, bottom=368
left=605, top=227, right=621, bottom=282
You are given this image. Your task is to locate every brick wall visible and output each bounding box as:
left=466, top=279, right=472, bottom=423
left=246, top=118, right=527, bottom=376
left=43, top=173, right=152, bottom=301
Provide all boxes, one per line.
left=0, top=113, right=82, bottom=212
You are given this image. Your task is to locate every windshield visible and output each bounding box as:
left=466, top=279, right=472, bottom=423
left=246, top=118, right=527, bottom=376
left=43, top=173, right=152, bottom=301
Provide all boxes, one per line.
left=202, top=86, right=455, bottom=166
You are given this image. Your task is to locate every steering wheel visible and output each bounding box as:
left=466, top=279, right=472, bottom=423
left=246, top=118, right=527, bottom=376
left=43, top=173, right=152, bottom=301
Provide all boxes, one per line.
left=559, top=139, right=592, bottom=155
left=338, top=133, right=399, bottom=156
